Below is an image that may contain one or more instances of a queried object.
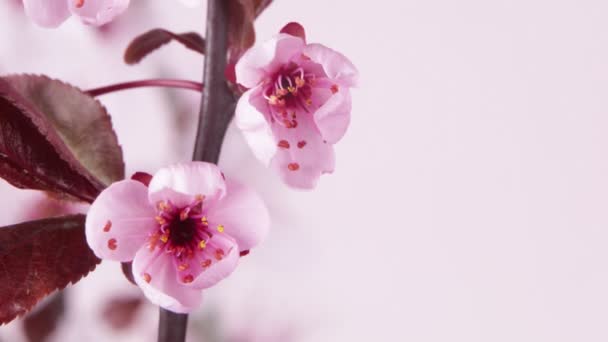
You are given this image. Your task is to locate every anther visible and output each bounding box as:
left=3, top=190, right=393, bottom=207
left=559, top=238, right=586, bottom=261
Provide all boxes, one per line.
left=331, top=84, right=339, bottom=94
left=183, top=275, right=194, bottom=283
left=199, top=240, right=207, bottom=249
left=288, top=163, right=300, bottom=171
left=201, top=259, right=212, bottom=268
left=278, top=140, right=290, bottom=149
left=297, top=141, right=307, bottom=149
left=143, top=273, right=152, bottom=283
left=215, top=249, right=225, bottom=260
left=107, top=238, right=117, bottom=250
left=178, top=263, right=189, bottom=271
left=217, top=225, right=225, bottom=233
left=155, top=216, right=166, bottom=225
left=103, top=220, right=112, bottom=232
left=74, top=0, right=85, bottom=8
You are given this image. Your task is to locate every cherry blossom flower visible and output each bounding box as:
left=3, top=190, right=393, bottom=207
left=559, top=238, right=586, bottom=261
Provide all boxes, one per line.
left=23, top=0, right=129, bottom=28
left=234, top=22, right=358, bottom=189
left=85, top=162, right=270, bottom=313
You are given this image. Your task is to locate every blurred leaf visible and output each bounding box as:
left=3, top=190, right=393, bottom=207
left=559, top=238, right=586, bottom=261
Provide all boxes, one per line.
left=23, top=292, right=66, bottom=342
left=228, top=0, right=274, bottom=63
left=124, top=29, right=205, bottom=65
left=0, top=215, right=100, bottom=325
left=102, top=296, right=143, bottom=330
left=0, top=75, right=125, bottom=202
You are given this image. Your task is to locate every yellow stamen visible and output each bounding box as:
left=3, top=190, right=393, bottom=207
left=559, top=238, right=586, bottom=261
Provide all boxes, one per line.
left=217, top=224, right=224, bottom=233
left=155, top=216, right=166, bottom=225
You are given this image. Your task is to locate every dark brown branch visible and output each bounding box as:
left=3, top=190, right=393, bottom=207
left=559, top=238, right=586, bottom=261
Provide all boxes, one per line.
left=157, top=0, right=234, bottom=340
left=192, top=0, right=236, bottom=163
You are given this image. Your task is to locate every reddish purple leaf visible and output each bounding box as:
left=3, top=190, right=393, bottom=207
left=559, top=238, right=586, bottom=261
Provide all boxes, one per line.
left=124, top=29, right=205, bottom=65
left=0, top=214, right=101, bottom=325
left=101, top=296, right=143, bottom=330
left=228, top=0, right=274, bottom=63
left=0, top=75, right=125, bottom=202
left=23, top=292, right=66, bottom=342
left=280, top=22, right=306, bottom=42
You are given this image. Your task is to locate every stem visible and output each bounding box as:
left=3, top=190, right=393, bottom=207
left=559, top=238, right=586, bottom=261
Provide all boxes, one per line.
left=157, top=310, right=188, bottom=342
left=192, top=0, right=235, bottom=163
left=157, top=1, right=234, bottom=341
left=85, top=79, right=203, bottom=97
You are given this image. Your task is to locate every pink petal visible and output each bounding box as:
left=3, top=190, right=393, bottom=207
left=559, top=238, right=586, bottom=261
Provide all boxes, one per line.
left=235, top=86, right=277, bottom=165
left=312, top=86, right=352, bottom=144
left=179, top=233, right=240, bottom=289
left=22, top=0, right=70, bottom=28
left=206, top=179, right=270, bottom=251
left=235, top=34, right=306, bottom=89
left=303, top=43, right=359, bottom=87
left=85, top=180, right=156, bottom=262
left=270, top=109, right=336, bottom=189
left=68, top=0, right=130, bottom=26
left=148, top=162, right=227, bottom=208
left=132, top=248, right=203, bottom=313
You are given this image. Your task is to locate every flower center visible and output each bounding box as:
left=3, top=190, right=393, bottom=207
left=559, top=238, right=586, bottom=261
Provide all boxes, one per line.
left=264, top=64, right=315, bottom=128
left=168, top=218, right=198, bottom=246
left=148, top=195, right=216, bottom=259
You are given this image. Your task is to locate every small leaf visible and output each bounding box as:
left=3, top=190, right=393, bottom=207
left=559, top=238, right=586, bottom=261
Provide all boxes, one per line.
left=228, top=0, right=274, bottom=63
left=0, top=75, right=125, bottom=202
left=124, top=29, right=205, bottom=65
left=23, top=292, right=66, bottom=342
left=280, top=22, right=306, bottom=42
left=0, top=215, right=100, bottom=325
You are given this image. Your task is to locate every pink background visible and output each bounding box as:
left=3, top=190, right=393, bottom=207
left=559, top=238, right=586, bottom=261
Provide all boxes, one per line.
left=1, top=0, right=608, bottom=341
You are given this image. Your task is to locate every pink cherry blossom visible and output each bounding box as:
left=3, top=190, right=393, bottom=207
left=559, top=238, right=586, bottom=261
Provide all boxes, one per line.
left=85, top=162, right=270, bottom=313
left=234, top=22, right=358, bottom=189
left=22, top=0, right=129, bottom=28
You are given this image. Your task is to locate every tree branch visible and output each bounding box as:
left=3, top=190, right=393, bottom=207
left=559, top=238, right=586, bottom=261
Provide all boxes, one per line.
left=157, top=0, right=234, bottom=341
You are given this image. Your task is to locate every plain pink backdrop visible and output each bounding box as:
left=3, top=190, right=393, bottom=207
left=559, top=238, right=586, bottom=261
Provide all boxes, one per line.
left=1, top=0, right=608, bottom=341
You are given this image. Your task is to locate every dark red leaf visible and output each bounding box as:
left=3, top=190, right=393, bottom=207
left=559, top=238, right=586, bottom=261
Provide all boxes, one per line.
left=124, top=29, right=205, bottom=65
left=130, top=171, right=152, bottom=186
left=23, top=292, right=66, bottom=342
left=0, top=75, right=125, bottom=202
left=228, top=0, right=274, bottom=63
left=0, top=214, right=101, bottom=325
left=101, top=296, right=143, bottom=330
left=280, top=22, right=306, bottom=42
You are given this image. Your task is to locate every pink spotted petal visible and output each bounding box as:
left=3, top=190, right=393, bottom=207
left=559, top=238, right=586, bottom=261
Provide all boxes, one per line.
left=85, top=180, right=156, bottom=262
left=148, top=162, right=227, bottom=208
left=22, top=0, right=70, bottom=28
left=313, top=87, right=352, bottom=144
left=206, top=180, right=270, bottom=251
left=270, top=111, right=336, bottom=189
left=235, top=86, right=277, bottom=165
left=303, top=43, right=359, bottom=87
left=68, top=0, right=130, bottom=26
left=235, top=34, right=306, bottom=89
left=132, top=248, right=203, bottom=313
left=184, top=233, right=240, bottom=289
